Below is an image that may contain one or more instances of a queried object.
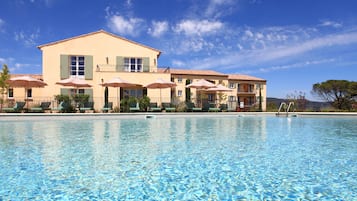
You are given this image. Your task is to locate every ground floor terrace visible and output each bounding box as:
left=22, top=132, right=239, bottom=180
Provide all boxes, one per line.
left=2, top=88, right=263, bottom=113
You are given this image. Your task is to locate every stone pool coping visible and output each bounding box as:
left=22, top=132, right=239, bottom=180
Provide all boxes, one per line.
left=0, top=112, right=356, bottom=121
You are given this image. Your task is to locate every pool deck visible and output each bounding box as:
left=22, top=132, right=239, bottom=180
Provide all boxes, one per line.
left=0, top=111, right=356, bottom=120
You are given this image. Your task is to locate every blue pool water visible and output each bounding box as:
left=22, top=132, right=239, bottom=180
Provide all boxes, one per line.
left=0, top=115, right=356, bottom=200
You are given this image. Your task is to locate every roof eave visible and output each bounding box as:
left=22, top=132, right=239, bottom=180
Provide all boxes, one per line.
left=37, top=30, right=162, bottom=55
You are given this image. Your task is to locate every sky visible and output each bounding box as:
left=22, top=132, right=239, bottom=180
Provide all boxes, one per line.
left=1, top=0, right=357, bottom=100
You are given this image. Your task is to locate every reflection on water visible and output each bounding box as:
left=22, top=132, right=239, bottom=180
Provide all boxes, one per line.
left=0, top=116, right=356, bottom=200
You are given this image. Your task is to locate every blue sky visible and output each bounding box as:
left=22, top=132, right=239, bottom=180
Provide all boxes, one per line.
left=1, top=0, right=357, bottom=100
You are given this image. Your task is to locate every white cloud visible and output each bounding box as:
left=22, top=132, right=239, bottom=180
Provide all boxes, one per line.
left=171, top=60, right=186, bottom=67
left=148, top=21, right=168, bottom=37
left=319, top=20, right=342, bottom=28
left=175, top=30, right=357, bottom=71
left=126, top=0, right=133, bottom=7
left=14, top=29, right=40, bottom=47
left=29, top=0, right=55, bottom=7
left=107, top=14, right=144, bottom=37
left=0, top=57, right=34, bottom=73
left=205, top=0, right=235, bottom=18
left=0, top=57, right=10, bottom=64
left=256, top=32, right=357, bottom=62
left=255, top=59, right=336, bottom=74
left=0, top=18, right=4, bottom=31
left=173, top=19, right=224, bottom=36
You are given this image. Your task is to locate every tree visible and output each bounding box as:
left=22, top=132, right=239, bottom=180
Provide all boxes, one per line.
left=312, top=80, right=357, bottom=110
left=0, top=64, right=10, bottom=109
left=286, top=90, right=307, bottom=111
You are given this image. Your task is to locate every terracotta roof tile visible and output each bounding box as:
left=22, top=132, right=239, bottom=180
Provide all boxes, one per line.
left=228, top=74, right=266, bottom=82
left=10, top=74, right=43, bottom=80
left=158, top=68, right=227, bottom=77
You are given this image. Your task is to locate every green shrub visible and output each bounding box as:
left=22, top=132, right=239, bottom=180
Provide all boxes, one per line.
left=139, top=96, right=150, bottom=111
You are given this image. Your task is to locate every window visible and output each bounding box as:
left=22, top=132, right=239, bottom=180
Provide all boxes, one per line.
left=229, top=82, right=235, bottom=88
left=70, top=89, right=85, bottom=95
left=8, top=88, right=13, bottom=98
left=228, top=96, right=236, bottom=102
left=178, top=90, right=182, bottom=97
left=256, top=84, right=264, bottom=90
left=208, top=94, right=214, bottom=101
left=70, top=56, right=85, bottom=77
left=27, top=89, right=32, bottom=98
left=124, top=58, right=142, bottom=72
left=178, top=77, right=183, bottom=83
left=123, top=89, right=143, bottom=98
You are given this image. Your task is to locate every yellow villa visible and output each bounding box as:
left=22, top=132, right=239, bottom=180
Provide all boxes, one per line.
left=5, top=30, right=266, bottom=112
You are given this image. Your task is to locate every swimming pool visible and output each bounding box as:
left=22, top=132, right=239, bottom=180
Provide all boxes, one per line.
left=0, top=115, right=356, bottom=200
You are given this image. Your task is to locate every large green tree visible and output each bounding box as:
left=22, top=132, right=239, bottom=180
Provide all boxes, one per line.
left=0, top=64, right=10, bottom=109
left=312, top=80, right=357, bottom=110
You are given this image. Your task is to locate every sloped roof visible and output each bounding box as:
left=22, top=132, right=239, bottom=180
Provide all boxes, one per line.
left=10, top=74, right=43, bottom=80
left=37, top=30, right=161, bottom=56
left=228, top=74, right=266, bottom=82
left=158, top=68, right=227, bottom=77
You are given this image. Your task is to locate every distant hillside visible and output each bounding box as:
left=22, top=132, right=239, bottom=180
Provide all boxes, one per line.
left=267, top=97, right=330, bottom=111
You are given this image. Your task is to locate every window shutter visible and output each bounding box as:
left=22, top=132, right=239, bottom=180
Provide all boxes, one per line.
left=143, top=57, right=149, bottom=72
left=60, top=88, right=69, bottom=95
left=85, top=89, right=93, bottom=101
left=116, top=56, right=124, bottom=72
left=85, top=55, right=93, bottom=80
left=60, top=55, right=69, bottom=79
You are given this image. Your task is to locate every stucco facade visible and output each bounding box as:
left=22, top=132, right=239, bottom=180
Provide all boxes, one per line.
left=6, top=30, right=267, bottom=112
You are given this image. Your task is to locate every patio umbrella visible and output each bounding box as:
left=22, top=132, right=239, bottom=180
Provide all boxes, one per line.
left=56, top=77, right=92, bottom=108
left=144, top=78, right=176, bottom=105
left=7, top=75, right=48, bottom=108
left=186, top=79, right=215, bottom=106
left=206, top=84, right=232, bottom=106
left=206, top=84, right=232, bottom=92
left=100, top=77, right=142, bottom=110
left=56, top=77, right=92, bottom=88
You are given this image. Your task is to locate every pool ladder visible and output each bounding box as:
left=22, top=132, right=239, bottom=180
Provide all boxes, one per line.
left=276, top=102, right=297, bottom=117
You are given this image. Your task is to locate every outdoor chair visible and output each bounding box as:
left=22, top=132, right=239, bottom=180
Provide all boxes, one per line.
left=186, top=102, right=202, bottom=112
left=29, top=102, right=51, bottom=113
left=162, top=102, right=176, bottom=112
left=2, top=101, right=26, bottom=113
left=208, top=103, right=221, bottom=112
left=52, top=101, right=65, bottom=113
left=101, top=102, right=113, bottom=113
left=129, top=102, right=140, bottom=112
left=80, top=102, right=94, bottom=113
left=219, top=104, right=228, bottom=112
left=202, top=101, right=211, bottom=112
left=149, top=102, right=162, bottom=112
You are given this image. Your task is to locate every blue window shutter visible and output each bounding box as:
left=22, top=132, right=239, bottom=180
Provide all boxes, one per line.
left=143, top=57, right=149, bottom=72
left=85, top=55, right=93, bottom=80
left=60, top=55, right=69, bottom=79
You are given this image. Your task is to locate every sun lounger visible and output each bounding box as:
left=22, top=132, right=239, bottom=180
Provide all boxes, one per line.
left=129, top=102, right=140, bottom=112
left=149, top=102, right=162, bottom=112
left=101, top=102, right=113, bottom=113
left=186, top=102, right=202, bottom=112
left=208, top=103, right=221, bottom=112
left=52, top=101, right=65, bottom=112
left=80, top=102, right=94, bottom=113
left=29, top=102, right=51, bottom=113
left=2, top=101, right=26, bottom=113
left=162, top=102, right=176, bottom=112
left=219, top=104, right=228, bottom=112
